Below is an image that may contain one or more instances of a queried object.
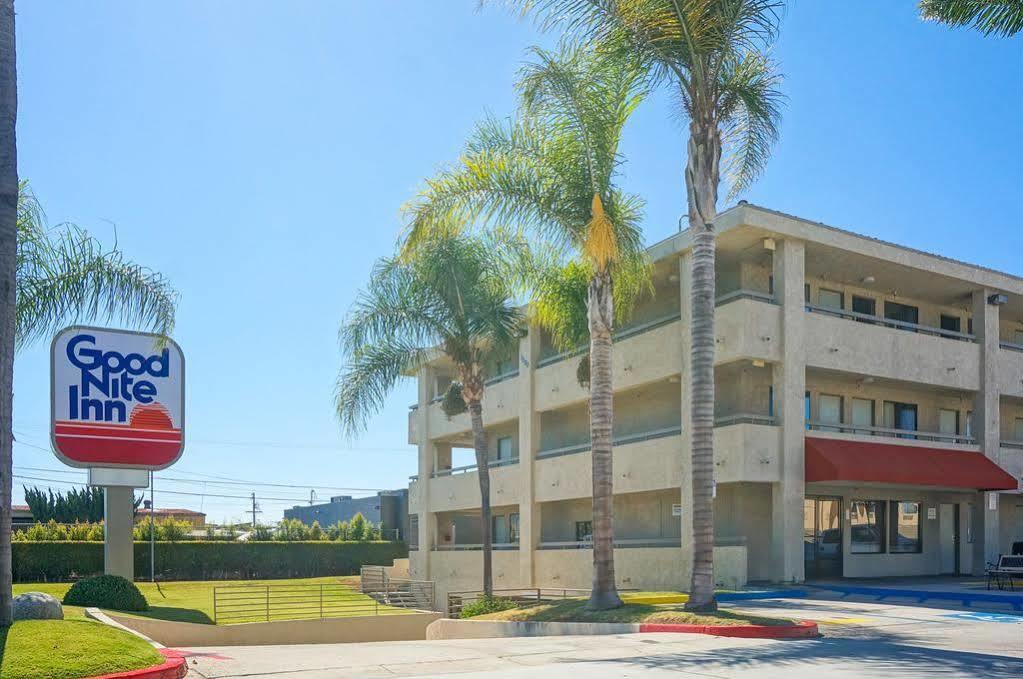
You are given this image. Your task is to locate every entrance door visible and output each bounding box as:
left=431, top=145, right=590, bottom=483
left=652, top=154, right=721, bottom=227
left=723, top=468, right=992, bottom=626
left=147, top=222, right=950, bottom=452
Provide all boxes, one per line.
left=804, top=497, right=843, bottom=579
left=939, top=503, right=959, bottom=575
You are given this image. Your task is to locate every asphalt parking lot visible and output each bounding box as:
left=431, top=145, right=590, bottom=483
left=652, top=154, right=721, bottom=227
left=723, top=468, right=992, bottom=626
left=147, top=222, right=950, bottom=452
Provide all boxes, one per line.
left=180, top=595, right=1023, bottom=679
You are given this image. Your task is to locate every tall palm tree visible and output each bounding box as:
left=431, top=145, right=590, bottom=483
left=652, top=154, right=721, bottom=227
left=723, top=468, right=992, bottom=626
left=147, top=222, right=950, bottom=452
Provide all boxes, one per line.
left=920, top=0, right=1023, bottom=37
left=509, top=0, right=784, bottom=611
left=403, top=44, right=649, bottom=610
left=0, top=0, right=15, bottom=628
left=336, top=235, right=523, bottom=597
left=16, top=182, right=177, bottom=347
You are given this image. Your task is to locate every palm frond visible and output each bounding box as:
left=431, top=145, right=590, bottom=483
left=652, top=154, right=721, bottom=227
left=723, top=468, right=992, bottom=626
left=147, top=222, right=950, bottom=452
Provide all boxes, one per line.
left=335, top=339, right=427, bottom=436
left=920, top=0, right=1023, bottom=37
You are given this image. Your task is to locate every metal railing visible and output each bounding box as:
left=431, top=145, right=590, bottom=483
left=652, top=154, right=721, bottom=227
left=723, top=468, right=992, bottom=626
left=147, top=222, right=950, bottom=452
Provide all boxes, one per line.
left=485, top=369, right=519, bottom=386
left=430, top=456, right=519, bottom=478
left=537, top=313, right=681, bottom=367
left=715, top=289, right=775, bottom=306
left=805, top=304, right=976, bottom=342
left=1002, top=439, right=1023, bottom=450
left=537, top=425, right=682, bottom=460
left=806, top=420, right=976, bottom=445
left=212, top=581, right=413, bottom=624
left=714, top=413, right=777, bottom=427
left=1001, top=341, right=1023, bottom=353
left=359, top=566, right=436, bottom=611
left=432, top=542, right=519, bottom=551
left=538, top=537, right=681, bottom=550
left=446, top=587, right=593, bottom=618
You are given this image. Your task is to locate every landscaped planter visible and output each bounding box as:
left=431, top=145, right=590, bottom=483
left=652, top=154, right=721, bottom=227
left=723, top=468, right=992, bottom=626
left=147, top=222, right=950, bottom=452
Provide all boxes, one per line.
left=426, top=617, right=819, bottom=640
left=90, top=649, right=186, bottom=679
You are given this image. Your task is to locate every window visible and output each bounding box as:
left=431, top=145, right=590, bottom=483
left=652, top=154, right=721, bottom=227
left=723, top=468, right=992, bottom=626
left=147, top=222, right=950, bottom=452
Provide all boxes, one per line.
left=939, top=409, right=960, bottom=438
left=768, top=386, right=775, bottom=418
left=852, top=398, right=874, bottom=433
left=850, top=500, right=886, bottom=553
left=940, top=314, right=961, bottom=333
left=1014, top=418, right=1023, bottom=442
left=492, top=515, right=508, bottom=543
left=884, top=301, right=920, bottom=326
left=1016, top=329, right=1023, bottom=345
left=495, top=357, right=516, bottom=376
left=889, top=501, right=922, bottom=553
left=884, top=401, right=918, bottom=439
left=509, top=513, right=520, bottom=543
left=804, top=283, right=811, bottom=304
left=805, top=391, right=812, bottom=430
left=496, top=436, right=513, bottom=461
left=819, top=288, right=844, bottom=311
left=967, top=317, right=974, bottom=335
left=819, top=394, right=843, bottom=431
left=408, top=515, right=419, bottom=550
left=965, top=411, right=974, bottom=438
left=768, top=274, right=774, bottom=295
left=575, top=520, right=593, bottom=542
left=852, top=295, right=876, bottom=318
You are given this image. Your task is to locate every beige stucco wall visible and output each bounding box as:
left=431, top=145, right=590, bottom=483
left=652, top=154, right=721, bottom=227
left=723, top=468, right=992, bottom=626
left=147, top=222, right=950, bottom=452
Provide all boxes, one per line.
left=108, top=611, right=442, bottom=647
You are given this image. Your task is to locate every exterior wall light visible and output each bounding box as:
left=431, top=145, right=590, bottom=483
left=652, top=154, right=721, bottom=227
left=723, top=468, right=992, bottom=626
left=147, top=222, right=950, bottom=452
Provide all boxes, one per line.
left=988, top=293, right=1008, bottom=305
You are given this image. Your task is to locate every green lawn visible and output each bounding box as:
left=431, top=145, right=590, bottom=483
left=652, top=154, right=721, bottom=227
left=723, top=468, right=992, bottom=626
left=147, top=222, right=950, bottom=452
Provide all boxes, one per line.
left=474, top=597, right=794, bottom=627
left=0, top=619, right=163, bottom=679
left=14, top=575, right=402, bottom=625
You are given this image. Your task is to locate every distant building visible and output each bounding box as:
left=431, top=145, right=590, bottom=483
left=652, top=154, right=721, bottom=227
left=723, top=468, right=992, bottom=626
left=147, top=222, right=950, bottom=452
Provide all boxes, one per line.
left=135, top=507, right=206, bottom=528
left=285, top=489, right=409, bottom=540
left=12, top=504, right=33, bottom=528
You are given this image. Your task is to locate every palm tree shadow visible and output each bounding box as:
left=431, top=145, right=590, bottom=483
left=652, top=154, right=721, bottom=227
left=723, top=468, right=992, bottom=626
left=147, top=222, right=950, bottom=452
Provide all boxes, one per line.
left=564, top=634, right=1023, bottom=678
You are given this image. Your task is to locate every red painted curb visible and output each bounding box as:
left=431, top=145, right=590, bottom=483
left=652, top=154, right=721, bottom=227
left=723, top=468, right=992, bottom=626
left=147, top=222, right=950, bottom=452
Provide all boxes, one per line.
left=638, top=619, right=819, bottom=639
left=89, top=649, right=187, bottom=679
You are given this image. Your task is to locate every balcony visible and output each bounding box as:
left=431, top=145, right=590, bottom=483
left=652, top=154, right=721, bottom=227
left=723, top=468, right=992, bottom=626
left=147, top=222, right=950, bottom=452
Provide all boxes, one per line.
left=536, top=425, right=681, bottom=460
left=713, top=415, right=781, bottom=483
left=807, top=421, right=977, bottom=447
left=426, top=462, right=521, bottom=512
left=715, top=290, right=781, bottom=364
left=430, top=456, right=519, bottom=478
left=806, top=304, right=976, bottom=342
left=999, top=344, right=1023, bottom=398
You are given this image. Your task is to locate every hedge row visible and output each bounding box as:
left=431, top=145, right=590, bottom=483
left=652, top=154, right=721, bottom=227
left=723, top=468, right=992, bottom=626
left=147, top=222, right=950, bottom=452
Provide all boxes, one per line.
left=13, top=540, right=408, bottom=582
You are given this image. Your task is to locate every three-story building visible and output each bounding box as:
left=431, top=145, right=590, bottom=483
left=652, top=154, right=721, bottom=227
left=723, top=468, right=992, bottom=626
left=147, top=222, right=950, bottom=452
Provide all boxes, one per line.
left=406, top=203, right=1022, bottom=606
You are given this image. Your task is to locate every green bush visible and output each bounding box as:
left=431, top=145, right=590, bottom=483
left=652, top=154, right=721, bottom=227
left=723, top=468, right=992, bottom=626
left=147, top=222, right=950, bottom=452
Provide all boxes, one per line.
left=63, top=574, right=149, bottom=611
left=12, top=541, right=408, bottom=582
left=459, top=596, right=519, bottom=619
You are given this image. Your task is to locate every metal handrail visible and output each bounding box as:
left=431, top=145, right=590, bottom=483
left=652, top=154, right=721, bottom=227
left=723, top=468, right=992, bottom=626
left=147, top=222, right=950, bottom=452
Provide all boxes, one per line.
left=433, top=542, right=519, bottom=551
left=1001, top=439, right=1023, bottom=450
left=715, top=289, right=775, bottom=306
left=1001, top=341, right=1023, bottom=353
left=714, top=413, right=777, bottom=427
left=805, top=304, right=976, bottom=342
left=538, top=537, right=681, bottom=550
left=484, top=369, right=519, bottom=386
left=537, top=313, right=682, bottom=367
left=807, top=420, right=976, bottom=445
left=430, top=456, right=519, bottom=478
left=536, top=425, right=682, bottom=460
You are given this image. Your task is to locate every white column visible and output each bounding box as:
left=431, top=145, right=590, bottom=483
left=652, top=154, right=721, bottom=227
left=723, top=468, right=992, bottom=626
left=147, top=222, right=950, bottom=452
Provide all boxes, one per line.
left=771, top=239, right=806, bottom=583
left=416, top=366, right=436, bottom=582
left=518, top=329, right=541, bottom=586
left=972, top=289, right=1002, bottom=572
left=103, top=486, right=135, bottom=580
left=678, top=252, right=694, bottom=584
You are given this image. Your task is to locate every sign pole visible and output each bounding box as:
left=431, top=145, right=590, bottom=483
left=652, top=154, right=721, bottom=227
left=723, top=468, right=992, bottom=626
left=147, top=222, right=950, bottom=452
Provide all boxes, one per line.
left=150, top=470, right=155, bottom=582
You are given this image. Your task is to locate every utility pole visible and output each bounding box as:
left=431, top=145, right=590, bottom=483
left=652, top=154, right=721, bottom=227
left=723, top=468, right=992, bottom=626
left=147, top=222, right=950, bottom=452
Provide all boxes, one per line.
left=250, top=492, right=261, bottom=530
left=149, top=471, right=155, bottom=582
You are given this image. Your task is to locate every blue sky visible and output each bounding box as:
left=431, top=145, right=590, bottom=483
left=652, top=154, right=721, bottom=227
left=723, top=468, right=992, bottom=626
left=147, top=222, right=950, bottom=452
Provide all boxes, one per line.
left=11, top=2, right=1022, bottom=523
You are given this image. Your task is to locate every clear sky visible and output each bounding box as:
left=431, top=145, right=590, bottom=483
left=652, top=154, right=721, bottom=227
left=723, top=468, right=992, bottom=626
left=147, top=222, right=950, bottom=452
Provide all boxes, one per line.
left=11, top=2, right=1022, bottom=523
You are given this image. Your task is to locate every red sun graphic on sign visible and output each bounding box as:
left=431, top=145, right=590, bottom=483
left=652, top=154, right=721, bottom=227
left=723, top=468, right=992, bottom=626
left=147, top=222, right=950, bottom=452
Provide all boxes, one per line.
left=130, top=403, right=174, bottom=429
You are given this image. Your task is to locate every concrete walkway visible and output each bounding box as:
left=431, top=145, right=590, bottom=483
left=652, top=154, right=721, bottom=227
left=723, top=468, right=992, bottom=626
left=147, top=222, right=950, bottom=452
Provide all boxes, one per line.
left=804, top=576, right=1023, bottom=611
left=180, top=597, right=1023, bottom=678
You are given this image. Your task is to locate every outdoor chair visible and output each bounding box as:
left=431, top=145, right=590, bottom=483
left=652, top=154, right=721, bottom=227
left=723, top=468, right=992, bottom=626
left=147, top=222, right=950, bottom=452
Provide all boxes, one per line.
left=986, top=555, right=1023, bottom=590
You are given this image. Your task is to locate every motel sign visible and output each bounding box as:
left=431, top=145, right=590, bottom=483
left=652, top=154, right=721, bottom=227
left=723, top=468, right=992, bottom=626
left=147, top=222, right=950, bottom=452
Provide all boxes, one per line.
left=51, top=326, right=185, bottom=470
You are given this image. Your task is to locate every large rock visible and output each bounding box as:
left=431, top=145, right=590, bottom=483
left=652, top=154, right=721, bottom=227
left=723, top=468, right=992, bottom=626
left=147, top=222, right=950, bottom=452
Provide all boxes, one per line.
left=13, top=591, right=64, bottom=621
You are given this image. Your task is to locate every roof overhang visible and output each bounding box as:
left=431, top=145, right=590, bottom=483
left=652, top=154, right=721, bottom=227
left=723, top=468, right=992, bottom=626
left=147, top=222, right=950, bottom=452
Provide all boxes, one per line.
left=805, top=436, right=1019, bottom=492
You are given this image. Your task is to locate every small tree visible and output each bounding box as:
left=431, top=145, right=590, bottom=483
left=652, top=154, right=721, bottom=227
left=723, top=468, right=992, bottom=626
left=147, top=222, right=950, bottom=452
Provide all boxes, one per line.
left=309, top=520, right=324, bottom=541
left=348, top=513, right=367, bottom=541
left=157, top=518, right=189, bottom=542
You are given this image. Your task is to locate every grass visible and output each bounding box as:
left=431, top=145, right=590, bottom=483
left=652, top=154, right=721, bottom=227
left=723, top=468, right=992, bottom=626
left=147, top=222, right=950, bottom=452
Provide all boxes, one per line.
left=473, top=597, right=794, bottom=627
left=13, top=575, right=403, bottom=625
left=0, top=619, right=163, bottom=679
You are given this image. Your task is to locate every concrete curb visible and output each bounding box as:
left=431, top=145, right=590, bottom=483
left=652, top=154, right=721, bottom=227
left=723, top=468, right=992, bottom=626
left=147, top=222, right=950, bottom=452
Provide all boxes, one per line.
left=88, top=649, right=187, bottom=679
left=85, top=608, right=165, bottom=648
left=427, top=618, right=819, bottom=640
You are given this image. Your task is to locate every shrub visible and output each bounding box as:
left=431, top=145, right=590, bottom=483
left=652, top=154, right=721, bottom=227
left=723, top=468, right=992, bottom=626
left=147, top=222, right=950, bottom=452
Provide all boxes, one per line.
left=459, top=596, right=518, bottom=619
left=63, top=574, right=149, bottom=611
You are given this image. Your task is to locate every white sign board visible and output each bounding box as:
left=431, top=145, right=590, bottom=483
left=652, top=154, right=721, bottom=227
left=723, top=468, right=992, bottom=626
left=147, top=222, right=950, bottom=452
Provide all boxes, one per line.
left=51, top=326, right=185, bottom=470
left=672, top=503, right=683, bottom=517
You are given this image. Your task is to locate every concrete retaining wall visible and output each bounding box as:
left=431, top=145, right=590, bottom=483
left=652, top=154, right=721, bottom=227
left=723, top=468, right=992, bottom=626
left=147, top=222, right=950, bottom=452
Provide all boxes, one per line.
left=109, top=611, right=442, bottom=647
left=427, top=618, right=635, bottom=640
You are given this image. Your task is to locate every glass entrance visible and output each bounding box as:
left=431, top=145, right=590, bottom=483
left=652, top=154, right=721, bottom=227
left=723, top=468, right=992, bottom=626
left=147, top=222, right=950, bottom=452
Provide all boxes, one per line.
left=804, top=496, right=843, bottom=579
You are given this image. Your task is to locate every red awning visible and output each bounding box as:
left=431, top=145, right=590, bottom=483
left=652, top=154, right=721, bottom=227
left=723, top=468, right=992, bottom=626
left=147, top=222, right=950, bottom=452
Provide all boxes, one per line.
left=805, top=437, right=1019, bottom=491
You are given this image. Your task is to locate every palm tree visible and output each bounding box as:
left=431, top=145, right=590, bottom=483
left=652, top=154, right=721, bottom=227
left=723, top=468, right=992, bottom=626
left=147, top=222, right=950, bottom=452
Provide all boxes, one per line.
left=509, top=0, right=784, bottom=611
left=403, top=44, right=649, bottom=610
left=336, top=235, right=524, bottom=597
left=920, top=0, right=1023, bottom=37
left=0, top=0, right=15, bottom=628
left=16, top=182, right=177, bottom=347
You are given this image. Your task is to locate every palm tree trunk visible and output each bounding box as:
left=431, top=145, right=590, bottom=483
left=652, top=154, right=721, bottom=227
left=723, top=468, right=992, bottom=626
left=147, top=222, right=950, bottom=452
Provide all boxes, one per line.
left=587, top=269, right=622, bottom=610
left=684, top=113, right=721, bottom=612
left=464, top=379, right=493, bottom=597
left=0, top=0, right=15, bottom=627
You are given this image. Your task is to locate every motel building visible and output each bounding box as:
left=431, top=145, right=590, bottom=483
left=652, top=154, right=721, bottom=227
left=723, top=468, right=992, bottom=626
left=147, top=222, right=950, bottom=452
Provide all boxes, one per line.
left=406, top=203, right=1023, bottom=607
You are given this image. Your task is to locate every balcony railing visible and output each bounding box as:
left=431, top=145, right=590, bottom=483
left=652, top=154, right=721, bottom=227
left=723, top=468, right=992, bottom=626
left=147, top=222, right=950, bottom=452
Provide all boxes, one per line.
left=537, top=312, right=681, bottom=368
left=715, top=289, right=775, bottom=307
left=538, top=537, right=681, bottom=550
left=537, top=425, right=682, bottom=460
left=807, top=420, right=976, bottom=445
left=430, top=456, right=519, bottom=478
left=714, top=413, right=777, bottom=427
left=1001, top=341, right=1023, bottom=353
left=1002, top=439, right=1023, bottom=450
left=433, top=542, right=519, bottom=551
left=484, top=368, right=519, bottom=386
left=806, top=304, right=976, bottom=342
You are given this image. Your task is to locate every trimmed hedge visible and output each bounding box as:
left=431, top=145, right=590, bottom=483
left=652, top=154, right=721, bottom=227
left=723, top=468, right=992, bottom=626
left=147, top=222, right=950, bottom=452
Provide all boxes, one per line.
left=64, top=574, right=149, bottom=611
left=13, top=541, right=408, bottom=582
